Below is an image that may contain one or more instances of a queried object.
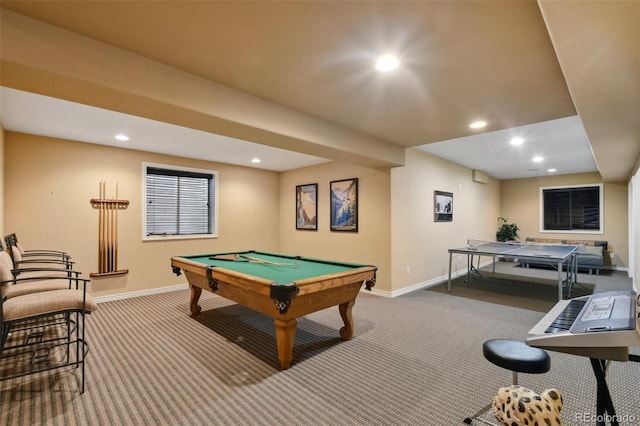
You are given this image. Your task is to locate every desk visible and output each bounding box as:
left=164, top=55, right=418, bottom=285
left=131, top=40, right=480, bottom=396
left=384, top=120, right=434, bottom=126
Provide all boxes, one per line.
left=171, top=250, right=376, bottom=369
left=448, top=241, right=578, bottom=300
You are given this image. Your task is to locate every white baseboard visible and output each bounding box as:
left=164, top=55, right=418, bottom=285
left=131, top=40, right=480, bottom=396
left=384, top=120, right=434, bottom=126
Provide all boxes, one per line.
left=610, top=265, right=629, bottom=273
left=370, top=265, right=474, bottom=298
left=94, top=283, right=189, bottom=303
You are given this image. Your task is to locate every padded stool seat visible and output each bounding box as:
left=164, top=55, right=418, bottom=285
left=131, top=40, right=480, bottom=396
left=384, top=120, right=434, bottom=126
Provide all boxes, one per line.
left=483, top=339, right=550, bottom=375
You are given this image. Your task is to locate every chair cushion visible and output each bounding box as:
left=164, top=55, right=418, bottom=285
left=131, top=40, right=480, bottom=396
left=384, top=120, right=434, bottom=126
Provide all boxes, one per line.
left=2, top=289, right=97, bottom=322
left=5, top=279, right=71, bottom=298
left=483, top=339, right=550, bottom=374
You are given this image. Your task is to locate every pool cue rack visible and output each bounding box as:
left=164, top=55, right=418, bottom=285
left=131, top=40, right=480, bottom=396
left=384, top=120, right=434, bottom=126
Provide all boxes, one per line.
left=90, top=181, right=129, bottom=278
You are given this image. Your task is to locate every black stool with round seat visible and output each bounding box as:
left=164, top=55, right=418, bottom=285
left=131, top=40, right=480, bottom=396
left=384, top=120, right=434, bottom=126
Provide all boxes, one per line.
left=463, top=339, right=551, bottom=425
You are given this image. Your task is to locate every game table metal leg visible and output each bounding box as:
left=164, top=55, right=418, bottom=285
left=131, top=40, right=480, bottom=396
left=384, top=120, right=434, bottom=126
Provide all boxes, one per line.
left=447, top=252, right=453, bottom=292
left=576, top=255, right=579, bottom=286
left=556, top=260, right=563, bottom=301
left=464, top=254, right=485, bottom=283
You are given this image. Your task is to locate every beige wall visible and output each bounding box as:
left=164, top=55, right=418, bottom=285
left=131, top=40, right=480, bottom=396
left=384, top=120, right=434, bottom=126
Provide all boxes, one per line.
left=0, top=125, right=4, bottom=241
left=390, top=149, right=501, bottom=294
left=4, top=132, right=280, bottom=297
left=279, top=162, right=391, bottom=292
left=500, top=172, right=629, bottom=267
left=631, top=170, right=639, bottom=292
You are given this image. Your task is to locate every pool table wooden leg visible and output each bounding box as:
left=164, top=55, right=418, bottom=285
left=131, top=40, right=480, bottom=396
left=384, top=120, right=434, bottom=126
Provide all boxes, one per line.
left=274, top=318, right=297, bottom=369
left=338, top=299, right=356, bottom=340
left=189, top=285, right=202, bottom=316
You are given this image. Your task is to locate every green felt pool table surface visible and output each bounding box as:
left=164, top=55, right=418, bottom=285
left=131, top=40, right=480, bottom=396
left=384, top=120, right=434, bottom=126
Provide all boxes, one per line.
left=180, top=251, right=371, bottom=285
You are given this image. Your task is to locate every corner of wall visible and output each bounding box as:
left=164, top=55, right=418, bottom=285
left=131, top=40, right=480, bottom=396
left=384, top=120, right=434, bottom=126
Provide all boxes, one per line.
left=0, top=124, right=4, bottom=239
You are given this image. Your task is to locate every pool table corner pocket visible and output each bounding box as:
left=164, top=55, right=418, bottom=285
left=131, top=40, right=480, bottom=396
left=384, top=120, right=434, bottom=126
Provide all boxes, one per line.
left=270, top=282, right=300, bottom=314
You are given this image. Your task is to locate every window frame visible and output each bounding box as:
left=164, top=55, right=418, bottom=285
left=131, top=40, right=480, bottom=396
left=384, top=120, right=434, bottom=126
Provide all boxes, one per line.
left=539, top=183, right=604, bottom=234
left=142, top=162, right=219, bottom=241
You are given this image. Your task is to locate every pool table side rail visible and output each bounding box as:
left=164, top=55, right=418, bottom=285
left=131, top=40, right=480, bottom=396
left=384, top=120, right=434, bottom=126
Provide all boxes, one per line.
left=293, top=267, right=376, bottom=294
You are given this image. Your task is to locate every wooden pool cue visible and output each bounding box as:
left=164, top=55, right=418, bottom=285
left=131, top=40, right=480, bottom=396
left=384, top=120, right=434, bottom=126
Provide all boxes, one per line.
left=240, top=254, right=298, bottom=267
left=211, top=254, right=297, bottom=267
left=111, top=193, right=115, bottom=271
left=107, top=193, right=112, bottom=272
left=104, top=182, right=109, bottom=272
left=111, top=192, right=116, bottom=271
left=114, top=182, right=119, bottom=271
left=97, top=183, right=101, bottom=273
left=105, top=181, right=110, bottom=272
left=112, top=194, right=116, bottom=271
left=103, top=181, right=108, bottom=273
left=98, top=181, right=105, bottom=273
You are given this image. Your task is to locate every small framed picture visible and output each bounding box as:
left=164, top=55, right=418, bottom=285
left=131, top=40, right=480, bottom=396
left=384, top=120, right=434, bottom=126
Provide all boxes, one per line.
left=296, top=183, right=318, bottom=230
left=330, top=178, right=358, bottom=232
left=434, top=190, right=453, bottom=222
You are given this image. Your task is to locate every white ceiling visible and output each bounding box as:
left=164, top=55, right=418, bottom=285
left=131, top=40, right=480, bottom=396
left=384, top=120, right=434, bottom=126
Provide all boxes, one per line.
left=0, top=87, right=597, bottom=179
left=0, top=87, right=330, bottom=172
left=418, top=116, right=597, bottom=180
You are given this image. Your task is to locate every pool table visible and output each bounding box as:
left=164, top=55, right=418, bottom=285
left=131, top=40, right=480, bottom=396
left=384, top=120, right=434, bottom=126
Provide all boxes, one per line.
left=171, top=250, right=377, bottom=369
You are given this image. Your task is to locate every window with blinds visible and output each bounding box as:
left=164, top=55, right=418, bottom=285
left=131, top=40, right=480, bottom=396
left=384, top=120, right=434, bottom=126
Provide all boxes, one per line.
left=144, top=164, right=218, bottom=239
left=540, top=184, right=602, bottom=233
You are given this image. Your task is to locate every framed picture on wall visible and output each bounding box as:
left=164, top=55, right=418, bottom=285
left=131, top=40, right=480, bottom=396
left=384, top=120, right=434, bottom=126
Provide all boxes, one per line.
left=434, top=190, right=453, bottom=222
left=330, top=178, right=358, bottom=232
left=296, top=183, right=318, bottom=230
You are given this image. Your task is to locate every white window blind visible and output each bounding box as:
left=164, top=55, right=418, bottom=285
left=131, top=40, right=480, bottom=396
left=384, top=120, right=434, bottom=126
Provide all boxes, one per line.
left=145, top=166, right=215, bottom=237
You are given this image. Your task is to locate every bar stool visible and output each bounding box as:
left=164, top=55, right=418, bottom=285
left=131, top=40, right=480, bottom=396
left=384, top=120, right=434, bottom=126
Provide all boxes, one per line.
left=463, top=339, right=551, bottom=425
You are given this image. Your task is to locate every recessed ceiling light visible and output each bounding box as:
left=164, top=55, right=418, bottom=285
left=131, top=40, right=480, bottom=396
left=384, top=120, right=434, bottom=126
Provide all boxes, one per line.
left=510, top=137, right=524, bottom=146
left=532, top=156, right=544, bottom=162
left=375, top=55, right=399, bottom=72
left=115, top=134, right=129, bottom=141
left=547, top=168, right=557, bottom=173
left=469, top=121, right=487, bottom=129
left=251, top=158, right=261, bottom=164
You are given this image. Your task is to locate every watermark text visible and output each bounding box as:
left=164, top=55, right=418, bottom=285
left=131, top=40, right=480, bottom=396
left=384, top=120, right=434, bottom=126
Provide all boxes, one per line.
left=575, top=412, right=637, bottom=424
